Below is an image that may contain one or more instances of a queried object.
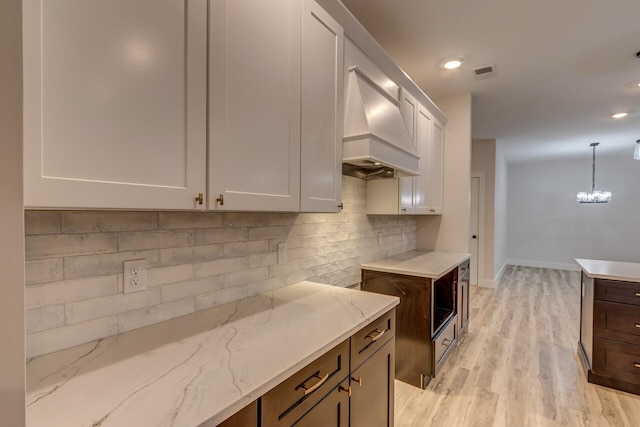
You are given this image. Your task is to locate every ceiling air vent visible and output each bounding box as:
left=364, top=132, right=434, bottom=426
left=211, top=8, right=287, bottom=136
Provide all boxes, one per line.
left=472, top=65, right=496, bottom=80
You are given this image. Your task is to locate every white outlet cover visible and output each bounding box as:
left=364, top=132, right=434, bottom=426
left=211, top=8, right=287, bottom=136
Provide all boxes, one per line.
left=123, top=259, right=147, bottom=294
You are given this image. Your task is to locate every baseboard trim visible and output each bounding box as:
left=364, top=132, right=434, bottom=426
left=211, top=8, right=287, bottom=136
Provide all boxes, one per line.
left=506, top=259, right=580, bottom=272
left=478, top=278, right=496, bottom=289
left=476, top=261, right=507, bottom=289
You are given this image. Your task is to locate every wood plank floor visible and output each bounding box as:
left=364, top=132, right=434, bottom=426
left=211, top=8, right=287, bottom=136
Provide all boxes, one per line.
left=394, top=265, right=640, bottom=426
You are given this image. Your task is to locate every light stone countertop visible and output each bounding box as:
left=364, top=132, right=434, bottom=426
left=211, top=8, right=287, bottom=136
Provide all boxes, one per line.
left=575, top=258, right=640, bottom=282
left=361, top=250, right=471, bottom=279
left=26, top=281, right=399, bottom=427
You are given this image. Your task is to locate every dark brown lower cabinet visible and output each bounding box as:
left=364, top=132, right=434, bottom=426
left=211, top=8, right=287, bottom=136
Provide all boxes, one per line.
left=362, top=263, right=464, bottom=388
left=578, top=271, right=640, bottom=395
left=457, top=260, right=470, bottom=334
left=217, top=309, right=396, bottom=427
left=216, top=400, right=258, bottom=427
left=292, top=380, right=350, bottom=427
left=350, top=338, right=395, bottom=427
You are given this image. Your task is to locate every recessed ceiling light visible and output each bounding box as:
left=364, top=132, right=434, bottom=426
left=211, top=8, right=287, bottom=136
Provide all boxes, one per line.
left=612, top=112, right=628, bottom=119
left=444, top=59, right=464, bottom=70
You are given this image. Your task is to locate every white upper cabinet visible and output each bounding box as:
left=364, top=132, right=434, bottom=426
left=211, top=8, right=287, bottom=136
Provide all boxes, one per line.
left=209, top=0, right=343, bottom=212
left=398, top=90, right=417, bottom=214
left=300, top=0, right=344, bottom=213
left=429, top=119, right=445, bottom=214
left=368, top=88, right=445, bottom=215
left=209, top=0, right=301, bottom=212
left=23, top=0, right=208, bottom=210
left=413, top=104, right=433, bottom=214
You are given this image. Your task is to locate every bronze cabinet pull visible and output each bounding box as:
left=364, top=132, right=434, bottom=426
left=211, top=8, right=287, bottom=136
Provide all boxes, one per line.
left=195, top=193, right=204, bottom=205
left=351, top=376, right=363, bottom=387
left=365, top=328, right=386, bottom=342
left=635, top=363, right=640, bottom=369
left=339, top=385, right=352, bottom=397
left=635, top=292, right=640, bottom=297
left=297, top=372, right=329, bottom=396
left=442, top=338, right=451, bottom=346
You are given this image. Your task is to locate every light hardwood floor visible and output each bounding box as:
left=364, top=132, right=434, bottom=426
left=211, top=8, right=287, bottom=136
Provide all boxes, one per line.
left=394, top=266, right=640, bottom=426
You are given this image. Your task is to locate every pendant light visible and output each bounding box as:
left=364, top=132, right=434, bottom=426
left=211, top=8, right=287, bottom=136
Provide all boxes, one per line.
left=634, top=139, right=640, bottom=160
left=576, top=142, right=611, bottom=203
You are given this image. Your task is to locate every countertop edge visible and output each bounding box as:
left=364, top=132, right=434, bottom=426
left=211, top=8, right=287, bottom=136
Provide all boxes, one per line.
left=575, top=258, right=640, bottom=283
left=361, top=251, right=471, bottom=279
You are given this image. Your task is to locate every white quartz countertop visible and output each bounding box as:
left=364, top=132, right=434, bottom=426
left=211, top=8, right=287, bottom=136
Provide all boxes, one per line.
left=26, top=281, right=399, bottom=427
left=361, top=250, right=471, bottom=279
left=575, top=258, right=640, bottom=282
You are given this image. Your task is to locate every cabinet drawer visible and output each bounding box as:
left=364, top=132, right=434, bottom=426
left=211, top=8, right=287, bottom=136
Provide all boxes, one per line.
left=595, top=279, right=640, bottom=306
left=262, top=339, right=349, bottom=427
left=593, top=338, right=640, bottom=384
left=286, top=379, right=350, bottom=427
left=434, top=315, right=457, bottom=369
left=594, top=301, right=640, bottom=345
left=351, top=309, right=396, bottom=370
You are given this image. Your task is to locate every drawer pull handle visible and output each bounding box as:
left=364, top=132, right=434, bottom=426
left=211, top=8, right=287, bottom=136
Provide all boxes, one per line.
left=339, top=385, right=352, bottom=397
left=298, top=372, right=329, bottom=396
left=635, top=363, right=640, bottom=369
left=635, top=292, right=640, bottom=297
left=366, top=328, right=386, bottom=343
left=351, top=376, right=363, bottom=387
left=635, top=324, right=640, bottom=329
left=442, top=338, right=451, bottom=347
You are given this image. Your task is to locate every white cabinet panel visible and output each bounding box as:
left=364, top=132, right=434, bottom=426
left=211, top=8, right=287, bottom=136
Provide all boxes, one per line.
left=23, top=0, right=207, bottom=209
left=429, top=119, right=444, bottom=214
left=414, top=105, right=433, bottom=214
left=398, top=89, right=417, bottom=214
left=209, top=0, right=301, bottom=211
left=300, top=0, right=343, bottom=212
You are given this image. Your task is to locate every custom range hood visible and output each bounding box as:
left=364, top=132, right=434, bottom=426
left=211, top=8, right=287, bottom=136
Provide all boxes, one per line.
left=343, top=66, right=419, bottom=178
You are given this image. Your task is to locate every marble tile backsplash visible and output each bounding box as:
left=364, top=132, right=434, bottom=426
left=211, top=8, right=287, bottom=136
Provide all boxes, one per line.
left=24, top=176, right=416, bottom=358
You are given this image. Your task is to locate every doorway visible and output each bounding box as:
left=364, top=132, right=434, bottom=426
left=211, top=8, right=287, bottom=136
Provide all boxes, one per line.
left=470, top=175, right=485, bottom=286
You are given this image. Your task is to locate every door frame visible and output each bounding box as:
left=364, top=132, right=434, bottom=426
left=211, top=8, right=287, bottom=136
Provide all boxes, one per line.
left=470, top=174, right=486, bottom=287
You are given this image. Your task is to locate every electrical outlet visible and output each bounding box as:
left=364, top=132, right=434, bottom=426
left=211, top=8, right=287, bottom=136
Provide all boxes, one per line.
left=123, top=259, right=147, bottom=294
left=277, top=242, right=287, bottom=265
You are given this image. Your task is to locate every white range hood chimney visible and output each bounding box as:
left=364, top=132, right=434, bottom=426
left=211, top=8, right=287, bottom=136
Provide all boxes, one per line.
left=343, top=67, right=419, bottom=177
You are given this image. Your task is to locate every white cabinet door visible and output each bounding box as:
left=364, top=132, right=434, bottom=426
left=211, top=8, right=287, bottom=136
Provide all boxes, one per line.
left=209, top=0, right=301, bottom=211
left=428, top=119, right=445, bottom=214
left=300, top=0, right=343, bottom=212
left=23, top=0, right=207, bottom=210
left=398, top=89, right=417, bottom=214
left=414, top=105, right=433, bottom=214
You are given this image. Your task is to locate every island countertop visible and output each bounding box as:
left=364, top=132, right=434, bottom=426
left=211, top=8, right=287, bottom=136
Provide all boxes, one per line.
left=26, top=281, right=399, bottom=427
left=361, top=250, right=471, bottom=279
left=575, top=258, right=640, bottom=282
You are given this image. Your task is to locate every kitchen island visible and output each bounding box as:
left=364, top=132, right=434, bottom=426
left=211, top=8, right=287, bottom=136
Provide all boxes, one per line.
left=361, top=251, right=470, bottom=388
left=576, top=258, right=640, bottom=395
left=26, top=281, right=398, bottom=427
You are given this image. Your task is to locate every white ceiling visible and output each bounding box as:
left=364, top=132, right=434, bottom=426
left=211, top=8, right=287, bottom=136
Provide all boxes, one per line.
left=340, top=0, right=640, bottom=163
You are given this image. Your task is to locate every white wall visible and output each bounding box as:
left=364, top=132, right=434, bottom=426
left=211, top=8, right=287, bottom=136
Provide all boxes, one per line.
left=507, top=154, right=640, bottom=269
left=471, top=139, right=495, bottom=286
left=417, top=94, right=472, bottom=253
left=494, top=144, right=508, bottom=280
left=0, top=0, right=26, bottom=424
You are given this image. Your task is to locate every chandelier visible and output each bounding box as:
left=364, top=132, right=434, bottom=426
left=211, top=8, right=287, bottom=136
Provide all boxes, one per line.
left=576, top=142, right=611, bottom=204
